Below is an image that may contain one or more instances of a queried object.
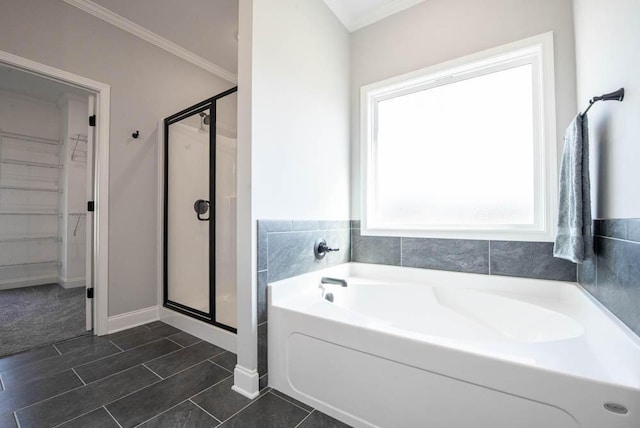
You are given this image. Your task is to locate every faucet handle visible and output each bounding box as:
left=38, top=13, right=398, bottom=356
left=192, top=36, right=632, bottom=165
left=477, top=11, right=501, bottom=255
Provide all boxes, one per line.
left=314, top=238, right=339, bottom=259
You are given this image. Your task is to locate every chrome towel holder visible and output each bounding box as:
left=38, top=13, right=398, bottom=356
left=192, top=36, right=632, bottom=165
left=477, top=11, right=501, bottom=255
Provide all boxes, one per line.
left=581, top=87, right=624, bottom=116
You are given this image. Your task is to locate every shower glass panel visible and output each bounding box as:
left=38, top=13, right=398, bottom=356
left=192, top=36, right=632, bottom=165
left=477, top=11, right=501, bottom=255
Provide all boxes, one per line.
left=166, top=113, right=211, bottom=315
left=214, top=92, right=237, bottom=328
left=164, top=87, right=237, bottom=333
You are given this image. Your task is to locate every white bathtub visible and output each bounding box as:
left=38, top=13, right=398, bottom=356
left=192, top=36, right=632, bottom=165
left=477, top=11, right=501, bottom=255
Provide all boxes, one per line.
left=268, top=263, right=640, bottom=428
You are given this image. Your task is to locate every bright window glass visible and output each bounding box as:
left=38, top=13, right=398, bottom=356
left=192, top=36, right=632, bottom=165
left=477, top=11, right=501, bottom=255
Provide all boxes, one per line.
left=375, top=65, right=534, bottom=226
left=361, top=33, right=557, bottom=241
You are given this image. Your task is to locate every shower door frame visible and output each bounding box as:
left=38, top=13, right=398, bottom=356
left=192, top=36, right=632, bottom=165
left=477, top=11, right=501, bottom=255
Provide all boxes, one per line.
left=163, top=87, right=238, bottom=334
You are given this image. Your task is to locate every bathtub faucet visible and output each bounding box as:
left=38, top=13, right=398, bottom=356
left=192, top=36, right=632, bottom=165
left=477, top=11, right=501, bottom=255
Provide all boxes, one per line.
left=319, top=277, right=347, bottom=302
left=320, top=277, right=348, bottom=287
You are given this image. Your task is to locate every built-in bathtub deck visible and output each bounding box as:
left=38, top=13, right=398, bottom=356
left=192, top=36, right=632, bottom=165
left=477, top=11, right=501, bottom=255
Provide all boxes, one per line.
left=269, top=262, right=640, bottom=428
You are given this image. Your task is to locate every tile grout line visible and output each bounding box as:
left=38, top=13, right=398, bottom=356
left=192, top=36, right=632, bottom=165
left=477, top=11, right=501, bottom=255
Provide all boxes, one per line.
left=103, top=406, right=123, bottom=428
left=189, top=399, right=222, bottom=424
left=85, top=329, right=184, bottom=365
left=208, top=360, right=233, bottom=374
left=109, top=341, right=125, bottom=352
left=71, top=368, right=86, bottom=385
left=214, top=389, right=274, bottom=425
left=142, top=363, right=164, bottom=380
left=140, top=338, right=211, bottom=369
left=9, top=334, right=194, bottom=419
left=186, top=373, right=234, bottom=404
left=52, top=344, right=62, bottom=356
left=131, top=399, right=192, bottom=428
left=164, top=337, right=186, bottom=348
left=595, top=234, right=640, bottom=245
left=270, top=391, right=313, bottom=414
left=488, top=241, right=491, bottom=275
left=294, top=409, right=314, bottom=428
left=14, top=357, right=174, bottom=417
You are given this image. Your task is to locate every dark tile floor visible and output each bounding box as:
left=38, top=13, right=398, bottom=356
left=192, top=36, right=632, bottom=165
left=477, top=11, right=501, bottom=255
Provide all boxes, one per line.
left=0, top=322, right=351, bottom=428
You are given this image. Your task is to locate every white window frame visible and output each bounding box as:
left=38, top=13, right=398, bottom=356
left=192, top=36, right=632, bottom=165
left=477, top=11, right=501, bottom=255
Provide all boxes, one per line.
left=360, top=32, right=557, bottom=242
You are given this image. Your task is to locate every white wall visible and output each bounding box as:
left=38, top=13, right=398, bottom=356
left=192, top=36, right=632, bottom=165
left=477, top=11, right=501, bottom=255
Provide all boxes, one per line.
left=234, top=0, right=350, bottom=394
left=252, top=0, right=351, bottom=221
left=573, top=0, right=640, bottom=218
left=0, top=0, right=233, bottom=316
left=350, top=0, right=577, bottom=217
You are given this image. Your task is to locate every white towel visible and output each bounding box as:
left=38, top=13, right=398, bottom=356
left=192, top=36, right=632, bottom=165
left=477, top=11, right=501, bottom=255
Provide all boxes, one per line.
left=553, top=114, right=593, bottom=263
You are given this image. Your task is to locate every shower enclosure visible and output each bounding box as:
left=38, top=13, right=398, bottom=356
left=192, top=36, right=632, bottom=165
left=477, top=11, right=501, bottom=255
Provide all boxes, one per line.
left=163, top=88, right=237, bottom=332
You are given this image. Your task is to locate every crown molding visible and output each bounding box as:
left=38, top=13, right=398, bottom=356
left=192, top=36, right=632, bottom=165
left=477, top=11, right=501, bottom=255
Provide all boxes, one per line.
left=63, top=0, right=237, bottom=84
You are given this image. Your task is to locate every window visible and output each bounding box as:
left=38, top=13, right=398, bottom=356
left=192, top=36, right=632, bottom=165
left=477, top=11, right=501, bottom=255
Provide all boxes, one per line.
left=360, top=33, right=557, bottom=241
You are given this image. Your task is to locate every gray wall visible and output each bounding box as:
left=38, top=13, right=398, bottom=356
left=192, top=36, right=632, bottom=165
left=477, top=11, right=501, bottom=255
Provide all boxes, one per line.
left=349, top=0, right=577, bottom=217
left=0, top=0, right=233, bottom=316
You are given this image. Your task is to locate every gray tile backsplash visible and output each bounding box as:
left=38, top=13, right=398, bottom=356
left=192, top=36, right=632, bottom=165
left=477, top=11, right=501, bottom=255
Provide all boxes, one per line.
left=350, top=227, right=575, bottom=282
left=350, top=231, right=401, bottom=266
left=402, top=238, right=489, bottom=274
left=267, top=231, right=326, bottom=282
left=579, top=219, right=640, bottom=337
left=627, top=219, right=640, bottom=242
left=256, top=219, right=351, bottom=389
left=490, top=241, right=576, bottom=281
left=593, top=219, right=627, bottom=240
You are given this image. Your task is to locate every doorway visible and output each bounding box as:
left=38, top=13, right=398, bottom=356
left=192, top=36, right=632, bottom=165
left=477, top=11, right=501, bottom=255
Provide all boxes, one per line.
left=163, top=87, right=238, bottom=333
left=0, top=51, right=110, bottom=354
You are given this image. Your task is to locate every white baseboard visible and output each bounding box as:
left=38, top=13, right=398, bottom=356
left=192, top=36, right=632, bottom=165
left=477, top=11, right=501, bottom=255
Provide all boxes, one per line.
left=58, top=276, right=86, bottom=289
left=0, top=276, right=58, bottom=291
left=233, top=365, right=260, bottom=399
left=107, top=305, right=159, bottom=334
left=159, top=307, right=236, bottom=353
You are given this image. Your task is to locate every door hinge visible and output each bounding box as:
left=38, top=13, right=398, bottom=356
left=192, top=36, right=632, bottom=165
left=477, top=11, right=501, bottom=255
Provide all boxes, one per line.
left=89, top=115, right=96, bottom=127
left=87, top=288, right=94, bottom=299
left=87, top=201, right=95, bottom=212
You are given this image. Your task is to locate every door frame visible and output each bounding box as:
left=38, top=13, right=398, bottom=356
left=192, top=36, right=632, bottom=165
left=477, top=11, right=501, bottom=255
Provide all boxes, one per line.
left=0, top=50, right=111, bottom=335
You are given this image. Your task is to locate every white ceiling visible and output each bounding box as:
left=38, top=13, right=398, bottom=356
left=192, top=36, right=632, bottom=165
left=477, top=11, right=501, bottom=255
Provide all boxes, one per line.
left=91, top=0, right=238, bottom=74
left=0, top=65, right=90, bottom=103
left=323, top=0, right=428, bottom=32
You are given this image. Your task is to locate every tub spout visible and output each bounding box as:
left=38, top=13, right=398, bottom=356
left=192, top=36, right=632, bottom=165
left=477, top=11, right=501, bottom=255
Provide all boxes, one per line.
left=321, top=277, right=348, bottom=287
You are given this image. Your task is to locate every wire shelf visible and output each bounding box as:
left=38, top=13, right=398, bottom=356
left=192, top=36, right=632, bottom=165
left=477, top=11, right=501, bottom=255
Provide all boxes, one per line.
left=0, top=260, right=61, bottom=269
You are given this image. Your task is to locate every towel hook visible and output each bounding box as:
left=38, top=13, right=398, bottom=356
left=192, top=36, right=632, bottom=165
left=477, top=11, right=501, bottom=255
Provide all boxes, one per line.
left=582, top=88, right=624, bottom=116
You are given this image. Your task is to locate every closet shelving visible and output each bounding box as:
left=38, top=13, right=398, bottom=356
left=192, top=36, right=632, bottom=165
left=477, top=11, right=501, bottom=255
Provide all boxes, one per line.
left=0, top=129, right=62, bottom=281
left=70, top=134, right=87, bottom=162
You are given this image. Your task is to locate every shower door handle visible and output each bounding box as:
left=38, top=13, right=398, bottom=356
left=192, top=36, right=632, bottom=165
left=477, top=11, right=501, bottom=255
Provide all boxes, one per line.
left=194, top=199, right=210, bottom=221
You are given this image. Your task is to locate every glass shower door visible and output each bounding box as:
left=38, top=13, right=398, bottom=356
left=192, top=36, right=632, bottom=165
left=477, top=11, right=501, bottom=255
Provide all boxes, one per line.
left=166, top=109, right=211, bottom=316
left=164, top=87, right=237, bottom=332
